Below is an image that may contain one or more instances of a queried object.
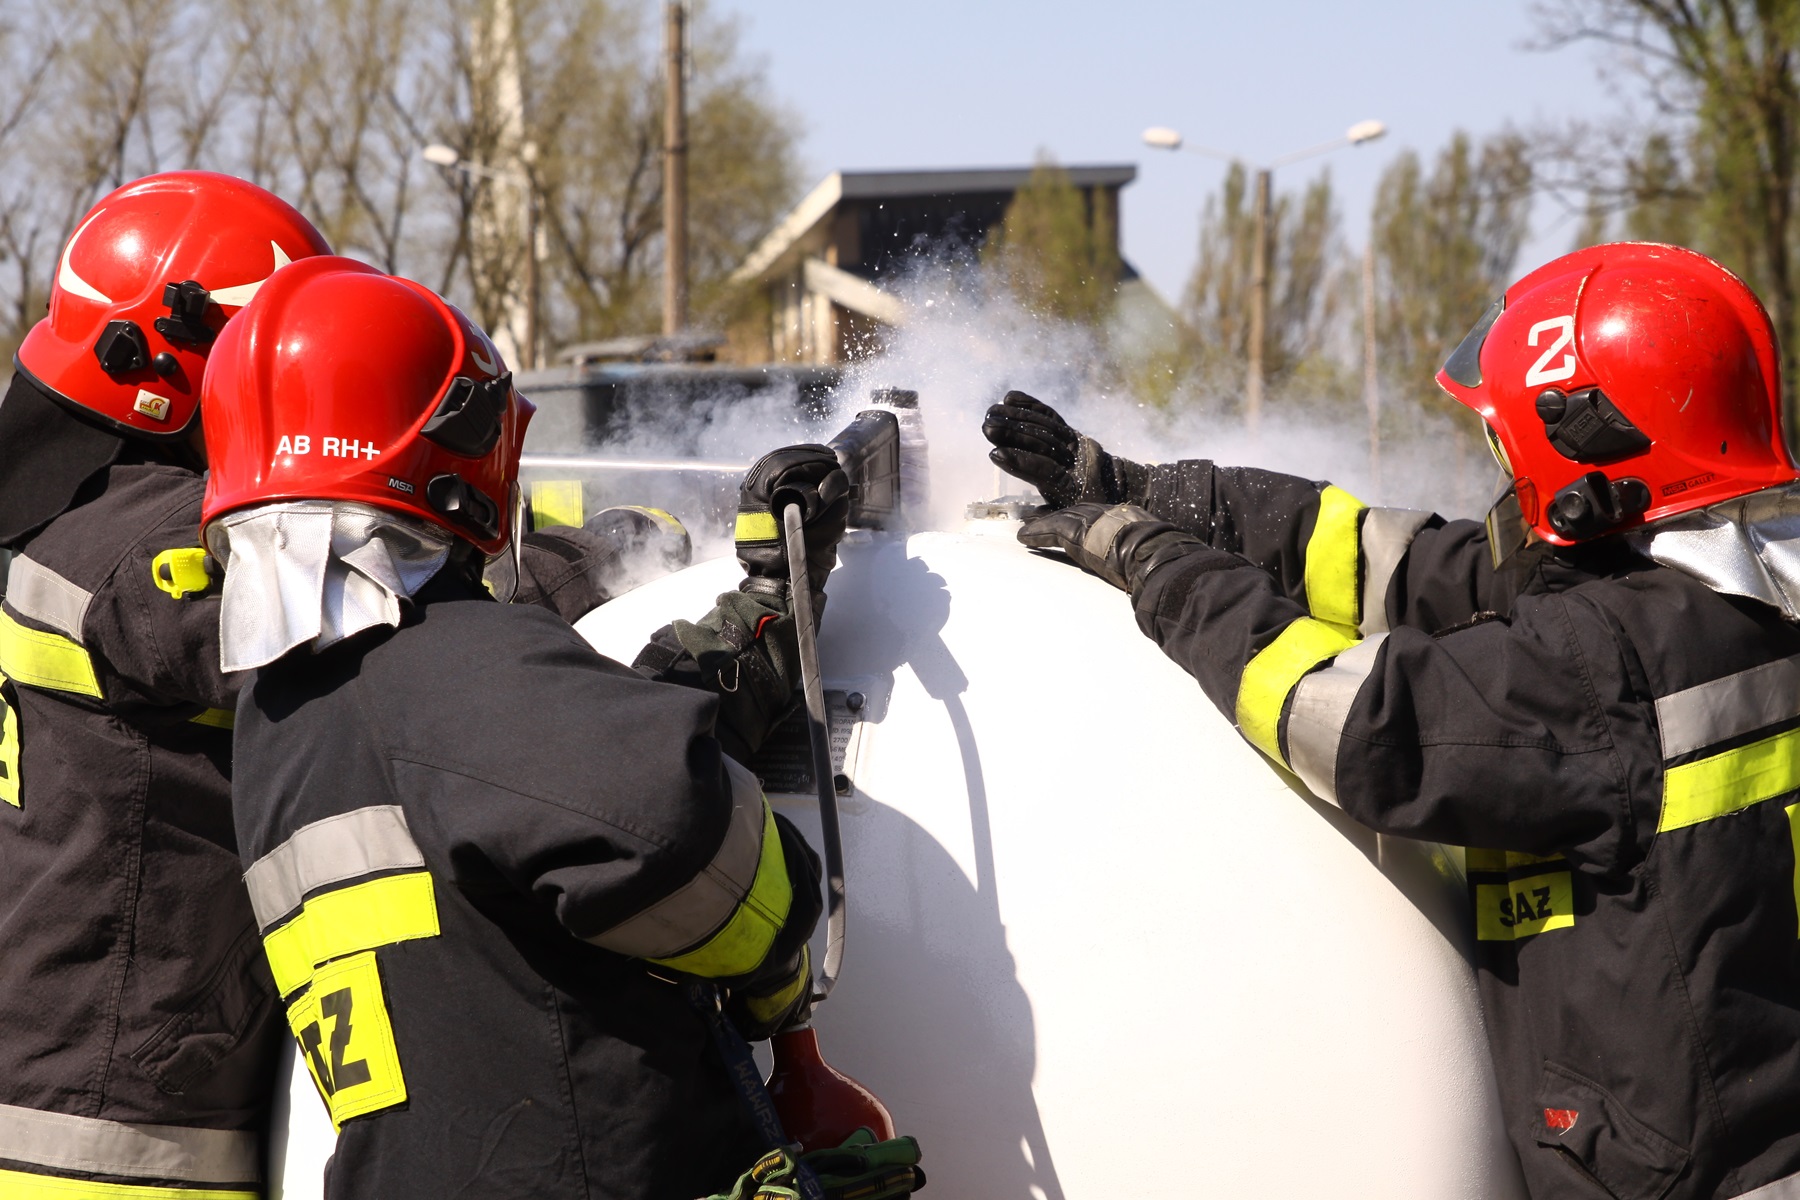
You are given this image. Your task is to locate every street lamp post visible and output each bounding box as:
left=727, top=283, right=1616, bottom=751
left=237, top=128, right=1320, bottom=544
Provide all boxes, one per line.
left=1144, top=119, right=1387, bottom=432
left=423, top=142, right=541, bottom=371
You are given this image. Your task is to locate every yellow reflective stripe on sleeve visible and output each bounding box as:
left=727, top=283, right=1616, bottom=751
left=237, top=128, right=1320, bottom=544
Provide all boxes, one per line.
left=189, top=708, right=234, bottom=730
left=1788, top=803, right=1800, bottom=939
left=649, top=805, right=792, bottom=978
left=744, top=944, right=811, bottom=1028
left=286, top=951, right=408, bottom=1130
left=262, top=870, right=439, bottom=997
left=0, top=671, right=18, bottom=809
left=735, top=510, right=779, bottom=543
left=0, top=610, right=100, bottom=699
left=1475, top=870, right=1575, bottom=940
left=1303, top=485, right=1367, bottom=631
left=0, top=1171, right=255, bottom=1199
left=1236, top=618, right=1359, bottom=763
left=1660, top=725, right=1800, bottom=833
left=151, top=548, right=211, bottom=599
left=530, top=480, right=586, bottom=530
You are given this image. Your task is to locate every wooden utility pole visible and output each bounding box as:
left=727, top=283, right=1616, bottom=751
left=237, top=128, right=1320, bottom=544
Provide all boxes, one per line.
left=662, top=1, right=689, bottom=336
left=1246, top=167, right=1271, bottom=434
left=1362, top=237, right=1380, bottom=489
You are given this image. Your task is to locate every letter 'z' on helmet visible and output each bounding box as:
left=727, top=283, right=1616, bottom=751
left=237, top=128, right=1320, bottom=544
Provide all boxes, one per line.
left=198, top=256, right=535, bottom=557
left=1436, top=242, right=1798, bottom=560
left=15, top=171, right=331, bottom=440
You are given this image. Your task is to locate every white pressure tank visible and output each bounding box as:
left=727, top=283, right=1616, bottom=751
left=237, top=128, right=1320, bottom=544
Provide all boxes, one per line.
left=270, top=519, right=1529, bottom=1200
left=576, top=520, right=1529, bottom=1200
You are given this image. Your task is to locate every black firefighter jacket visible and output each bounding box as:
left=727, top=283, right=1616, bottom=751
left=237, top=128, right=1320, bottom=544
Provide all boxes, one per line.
left=0, top=448, right=677, bottom=1198
left=1121, top=459, right=1800, bottom=1200
left=230, top=569, right=821, bottom=1200
left=0, top=459, right=271, bottom=1197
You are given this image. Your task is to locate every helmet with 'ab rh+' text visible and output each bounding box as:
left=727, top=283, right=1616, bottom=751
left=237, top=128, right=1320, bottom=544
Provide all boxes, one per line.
left=16, top=171, right=331, bottom=440
left=199, top=256, right=534, bottom=556
left=1436, top=242, right=1797, bottom=557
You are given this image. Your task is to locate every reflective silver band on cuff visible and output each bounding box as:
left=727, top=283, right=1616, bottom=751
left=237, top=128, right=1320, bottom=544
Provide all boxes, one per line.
left=6, top=556, right=93, bottom=642
left=0, top=1101, right=259, bottom=1184
left=1285, top=633, right=1387, bottom=805
left=1358, top=509, right=1431, bottom=635
left=588, top=756, right=768, bottom=959
left=1655, top=653, right=1800, bottom=761
left=244, top=804, right=425, bottom=931
left=1732, top=1167, right=1800, bottom=1200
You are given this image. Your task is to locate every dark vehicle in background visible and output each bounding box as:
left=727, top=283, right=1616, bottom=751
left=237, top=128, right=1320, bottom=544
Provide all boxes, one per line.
left=516, top=356, right=845, bottom=537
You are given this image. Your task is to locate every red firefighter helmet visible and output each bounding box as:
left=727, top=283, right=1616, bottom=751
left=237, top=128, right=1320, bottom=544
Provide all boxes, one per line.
left=16, top=171, right=331, bottom=440
left=199, top=256, right=534, bottom=556
left=1436, top=242, right=1796, bottom=552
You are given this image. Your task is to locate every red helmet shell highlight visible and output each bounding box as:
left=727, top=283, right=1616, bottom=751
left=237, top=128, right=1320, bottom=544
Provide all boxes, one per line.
left=16, top=171, right=331, bottom=440
left=1436, top=242, right=1796, bottom=545
left=199, top=257, right=534, bottom=555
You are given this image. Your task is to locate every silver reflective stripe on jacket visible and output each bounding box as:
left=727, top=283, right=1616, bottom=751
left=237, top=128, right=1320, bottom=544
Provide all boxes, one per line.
left=0, top=1101, right=258, bottom=1184
left=243, top=804, right=425, bottom=930
left=1358, top=509, right=1431, bottom=636
left=588, top=756, right=768, bottom=958
left=1654, top=653, right=1800, bottom=761
left=5, top=555, right=93, bottom=642
left=1733, top=1167, right=1800, bottom=1199
left=1285, top=634, right=1388, bottom=804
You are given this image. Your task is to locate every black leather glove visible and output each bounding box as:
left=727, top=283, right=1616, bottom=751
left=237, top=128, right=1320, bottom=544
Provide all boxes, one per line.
left=727, top=944, right=813, bottom=1042
left=736, top=444, right=851, bottom=610
left=631, top=588, right=800, bottom=763
left=982, top=391, right=1147, bottom=508
left=1018, top=502, right=1217, bottom=596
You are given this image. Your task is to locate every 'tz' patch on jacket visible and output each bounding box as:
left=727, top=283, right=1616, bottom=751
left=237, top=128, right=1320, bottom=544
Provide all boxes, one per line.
left=287, top=951, right=407, bottom=1128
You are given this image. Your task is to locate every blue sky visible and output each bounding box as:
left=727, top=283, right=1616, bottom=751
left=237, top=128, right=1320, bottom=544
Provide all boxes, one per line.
left=726, top=0, right=1633, bottom=303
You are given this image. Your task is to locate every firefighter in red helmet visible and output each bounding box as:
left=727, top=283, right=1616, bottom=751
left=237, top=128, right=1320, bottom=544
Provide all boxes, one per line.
left=0, top=175, right=698, bottom=1197
left=991, top=243, right=1800, bottom=1199
left=0, top=171, right=331, bottom=1197
left=202, top=258, right=839, bottom=1198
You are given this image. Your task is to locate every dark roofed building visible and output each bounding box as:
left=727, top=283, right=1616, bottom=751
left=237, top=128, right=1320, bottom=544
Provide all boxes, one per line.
left=726, top=164, right=1143, bottom=364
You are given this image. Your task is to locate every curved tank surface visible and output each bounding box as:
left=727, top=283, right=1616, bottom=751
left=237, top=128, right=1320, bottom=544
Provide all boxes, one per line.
left=579, top=523, right=1528, bottom=1200
left=268, top=521, right=1529, bottom=1199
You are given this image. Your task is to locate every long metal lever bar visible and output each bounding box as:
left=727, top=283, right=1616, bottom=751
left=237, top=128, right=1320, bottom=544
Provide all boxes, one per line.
left=783, top=502, right=845, bottom=1003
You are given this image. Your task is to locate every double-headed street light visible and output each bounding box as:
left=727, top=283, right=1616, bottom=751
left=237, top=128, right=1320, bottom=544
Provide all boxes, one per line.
left=422, top=141, right=542, bottom=371
left=1144, top=118, right=1387, bottom=431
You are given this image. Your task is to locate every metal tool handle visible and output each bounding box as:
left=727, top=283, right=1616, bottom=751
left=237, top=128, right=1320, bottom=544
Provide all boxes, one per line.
left=784, top=502, right=845, bottom=1003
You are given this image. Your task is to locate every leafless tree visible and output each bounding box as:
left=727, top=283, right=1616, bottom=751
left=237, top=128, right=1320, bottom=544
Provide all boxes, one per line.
left=0, top=0, right=800, bottom=368
left=1535, top=0, right=1800, bottom=426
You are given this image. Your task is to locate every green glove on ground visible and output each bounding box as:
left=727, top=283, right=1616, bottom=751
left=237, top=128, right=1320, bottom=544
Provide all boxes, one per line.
left=706, top=1130, right=926, bottom=1200
left=803, top=1128, right=925, bottom=1200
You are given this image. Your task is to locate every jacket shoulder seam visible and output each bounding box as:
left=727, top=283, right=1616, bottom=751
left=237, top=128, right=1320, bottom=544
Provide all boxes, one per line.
left=381, top=751, right=682, bottom=856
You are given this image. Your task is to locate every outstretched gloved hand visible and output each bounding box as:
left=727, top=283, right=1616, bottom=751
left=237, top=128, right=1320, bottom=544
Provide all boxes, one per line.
left=982, top=390, right=1146, bottom=508
left=736, top=444, right=851, bottom=610
left=1018, top=501, right=1218, bottom=596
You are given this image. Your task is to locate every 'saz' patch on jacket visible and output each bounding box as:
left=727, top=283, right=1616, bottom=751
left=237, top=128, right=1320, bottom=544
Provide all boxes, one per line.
left=1466, top=850, right=1577, bottom=942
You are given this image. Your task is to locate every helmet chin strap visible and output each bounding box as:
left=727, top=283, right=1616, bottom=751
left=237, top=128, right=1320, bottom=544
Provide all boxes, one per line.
left=509, top=480, right=525, bottom=601
left=1485, top=475, right=1534, bottom=570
